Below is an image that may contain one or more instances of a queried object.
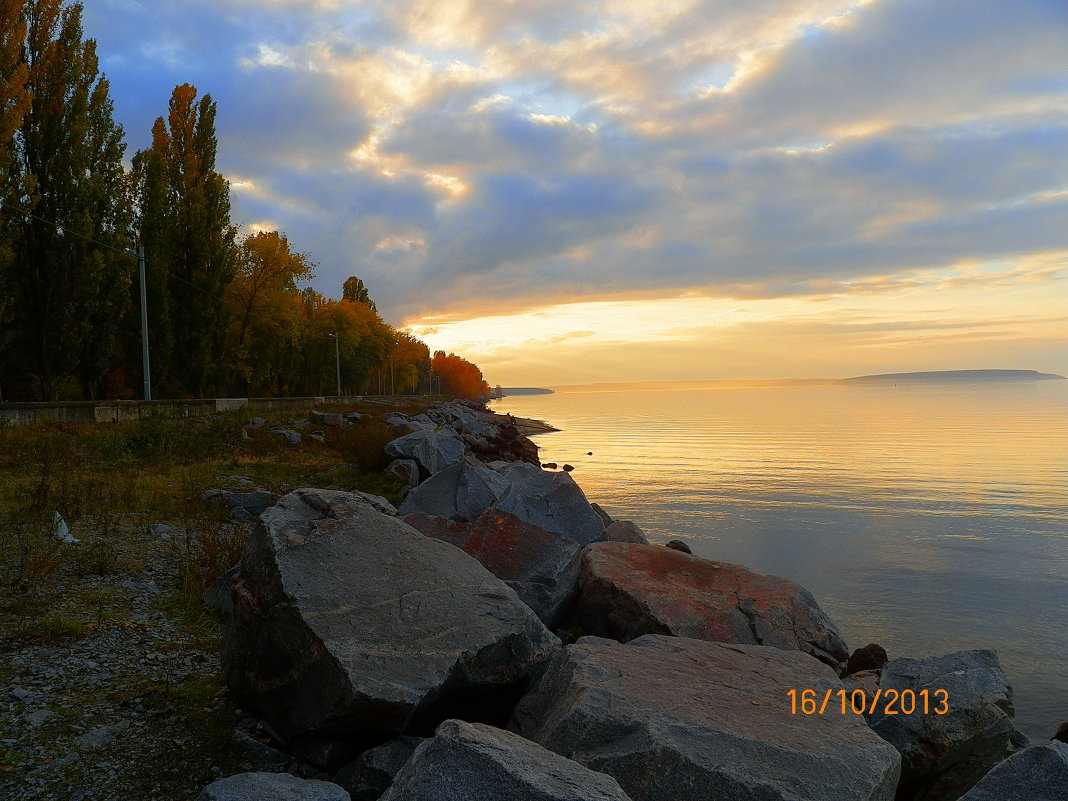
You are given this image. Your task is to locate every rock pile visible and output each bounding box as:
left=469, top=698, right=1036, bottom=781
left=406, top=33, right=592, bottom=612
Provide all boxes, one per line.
left=205, top=400, right=1042, bottom=801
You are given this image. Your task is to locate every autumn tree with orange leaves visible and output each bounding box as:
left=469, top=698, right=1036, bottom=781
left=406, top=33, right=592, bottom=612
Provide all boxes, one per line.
left=131, top=83, right=236, bottom=398
left=432, top=350, right=490, bottom=400
left=222, top=230, right=314, bottom=394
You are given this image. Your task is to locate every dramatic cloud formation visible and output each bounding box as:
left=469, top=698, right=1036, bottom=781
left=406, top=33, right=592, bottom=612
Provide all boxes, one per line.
left=82, top=0, right=1067, bottom=381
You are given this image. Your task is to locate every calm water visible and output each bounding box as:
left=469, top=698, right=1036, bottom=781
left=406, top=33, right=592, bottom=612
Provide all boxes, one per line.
left=494, top=381, right=1068, bottom=740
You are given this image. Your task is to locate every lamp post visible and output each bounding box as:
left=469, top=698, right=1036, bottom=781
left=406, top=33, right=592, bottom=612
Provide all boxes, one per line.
left=327, top=332, right=341, bottom=399
left=136, top=245, right=151, bottom=400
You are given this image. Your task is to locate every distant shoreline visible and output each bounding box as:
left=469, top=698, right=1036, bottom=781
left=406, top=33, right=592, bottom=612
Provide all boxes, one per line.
left=544, top=369, right=1066, bottom=393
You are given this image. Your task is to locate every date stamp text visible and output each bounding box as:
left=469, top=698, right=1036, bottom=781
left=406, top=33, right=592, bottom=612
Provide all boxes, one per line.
left=787, top=688, right=949, bottom=716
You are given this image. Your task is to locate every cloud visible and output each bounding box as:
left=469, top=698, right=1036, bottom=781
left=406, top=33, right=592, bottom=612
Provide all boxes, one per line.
left=78, top=0, right=1068, bottom=377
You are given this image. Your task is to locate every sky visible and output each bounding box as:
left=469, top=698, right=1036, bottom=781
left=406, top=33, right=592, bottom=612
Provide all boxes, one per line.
left=82, top=0, right=1068, bottom=385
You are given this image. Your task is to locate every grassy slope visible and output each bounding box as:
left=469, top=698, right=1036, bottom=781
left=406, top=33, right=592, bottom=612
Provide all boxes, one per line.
left=0, top=399, right=432, bottom=800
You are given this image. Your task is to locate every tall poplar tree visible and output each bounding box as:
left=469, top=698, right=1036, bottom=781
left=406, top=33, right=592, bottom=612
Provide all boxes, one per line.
left=8, top=0, right=133, bottom=400
left=133, top=83, right=235, bottom=397
left=0, top=0, right=32, bottom=390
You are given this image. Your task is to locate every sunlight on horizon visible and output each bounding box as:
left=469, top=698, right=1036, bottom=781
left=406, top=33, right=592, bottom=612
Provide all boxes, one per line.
left=405, top=258, right=1068, bottom=385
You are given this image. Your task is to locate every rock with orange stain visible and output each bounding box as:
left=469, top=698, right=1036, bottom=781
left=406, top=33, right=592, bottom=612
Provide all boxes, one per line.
left=407, top=508, right=582, bottom=627
left=575, top=542, right=849, bottom=670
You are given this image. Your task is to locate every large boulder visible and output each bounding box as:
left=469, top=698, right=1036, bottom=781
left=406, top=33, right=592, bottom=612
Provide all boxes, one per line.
left=397, top=455, right=509, bottom=522
left=380, top=719, right=633, bottom=801
left=493, top=462, right=606, bottom=545
left=196, top=772, right=348, bottom=801
left=511, top=635, right=900, bottom=801
left=958, top=741, right=1068, bottom=801
left=420, top=508, right=582, bottom=627
left=868, top=650, right=1015, bottom=801
left=575, top=542, right=849, bottom=669
left=222, top=488, right=559, bottom=740
left=384, top=428, right=466, bottom=477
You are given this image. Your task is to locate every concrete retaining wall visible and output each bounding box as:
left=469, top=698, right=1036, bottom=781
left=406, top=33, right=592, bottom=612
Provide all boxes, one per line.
left=0, top=396, right=374, bottom=426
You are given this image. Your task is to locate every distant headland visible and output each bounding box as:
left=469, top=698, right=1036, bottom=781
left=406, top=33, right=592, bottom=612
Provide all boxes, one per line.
left=532, top=371, right=1066, bottom=394
left=843, top=369, right=1066, bottom=383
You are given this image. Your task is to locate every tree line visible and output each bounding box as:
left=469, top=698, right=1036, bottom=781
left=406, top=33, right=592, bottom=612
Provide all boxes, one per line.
left=0, top=0, right=489, bottom=402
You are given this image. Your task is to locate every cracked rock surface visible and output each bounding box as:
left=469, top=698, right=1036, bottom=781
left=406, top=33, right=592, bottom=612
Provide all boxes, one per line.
left=510, top=634, right=900, bottom=801
left=573, top=541, right=849, bottom=669
left=222, top=488, right=560, bottom=740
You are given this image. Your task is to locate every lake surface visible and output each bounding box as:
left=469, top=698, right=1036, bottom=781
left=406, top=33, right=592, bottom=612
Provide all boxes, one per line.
left=493, top=381, right=1068, bottom=740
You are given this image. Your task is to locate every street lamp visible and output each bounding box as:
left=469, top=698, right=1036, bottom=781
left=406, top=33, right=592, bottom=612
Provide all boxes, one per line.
left=327, top=332, right=341, bottom=399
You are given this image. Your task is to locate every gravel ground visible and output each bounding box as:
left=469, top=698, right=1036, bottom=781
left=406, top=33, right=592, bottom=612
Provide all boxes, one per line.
left=0, top=530, right=244, bottom=801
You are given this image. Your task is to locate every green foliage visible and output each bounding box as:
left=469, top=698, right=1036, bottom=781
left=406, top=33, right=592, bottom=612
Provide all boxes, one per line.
left=5, top=0, right=134, bottom=401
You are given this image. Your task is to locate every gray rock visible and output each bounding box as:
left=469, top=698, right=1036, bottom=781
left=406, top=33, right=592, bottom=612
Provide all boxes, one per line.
left=195, top=772, right=349, bottom=801
left=9, top=686, right=42, bottom=704
left=603, top=520, right=649, bottom=544
left=385, top=428, right=466, bottom=477
left=201, top=489, right=280, bottom=524
left=511, top=635, right=900, bottom=801
left=293, top=420, right=310, bottom=430
left=1006, top=727, right=1032, bottom=755
left=223, top=488, right=559, bottom=739
left=344, top=411, right=364, bottom=422
left=591, top=502, right=613, bottom=526
left=310, top=410, right=342, bottom=426
left=272, top=429, right=302, bottom=444
left=346, top=490, right=398, bottom=516
left=384, top=459, right=420, bottom=491
left=869, top=650, right=1015, bottom=801
left=381, top=720, right=632, bottom=801
left=958, top=741, right=1068, bottom=801
left=246, top=417, right=267, bottom=428
left=48, top=751, right=79, bottom=769
left=149, top=523, right=173, bottom=536
left=493, top=462, right=606, bottom=545
left=232, top=730, right=290, bottom=772
left=433, top=402, right=502, bottom=441
left=397, top=455, right=509, bottom=522
left=26, top=709, right=56, bottom=727
left=289, top=735, right=362, bottom=771
left=74, top=725, right=116, bottom=750
left=333, top=736, right=423, bottom=801
left=203, top=564, right=240, bottom=614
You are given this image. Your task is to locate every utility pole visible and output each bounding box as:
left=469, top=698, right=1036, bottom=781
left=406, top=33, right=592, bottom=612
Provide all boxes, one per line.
left=137, top=245, right=152, bottom=401
left=328, top=332, right=341, bottom=399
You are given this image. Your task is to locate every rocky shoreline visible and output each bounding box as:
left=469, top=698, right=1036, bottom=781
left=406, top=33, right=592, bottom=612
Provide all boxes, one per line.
left=6, top=400, right=1065, bottom=801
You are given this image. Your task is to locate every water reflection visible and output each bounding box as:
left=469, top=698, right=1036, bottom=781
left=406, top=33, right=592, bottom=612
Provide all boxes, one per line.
left=497, top=381, right=1068, bottom=740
